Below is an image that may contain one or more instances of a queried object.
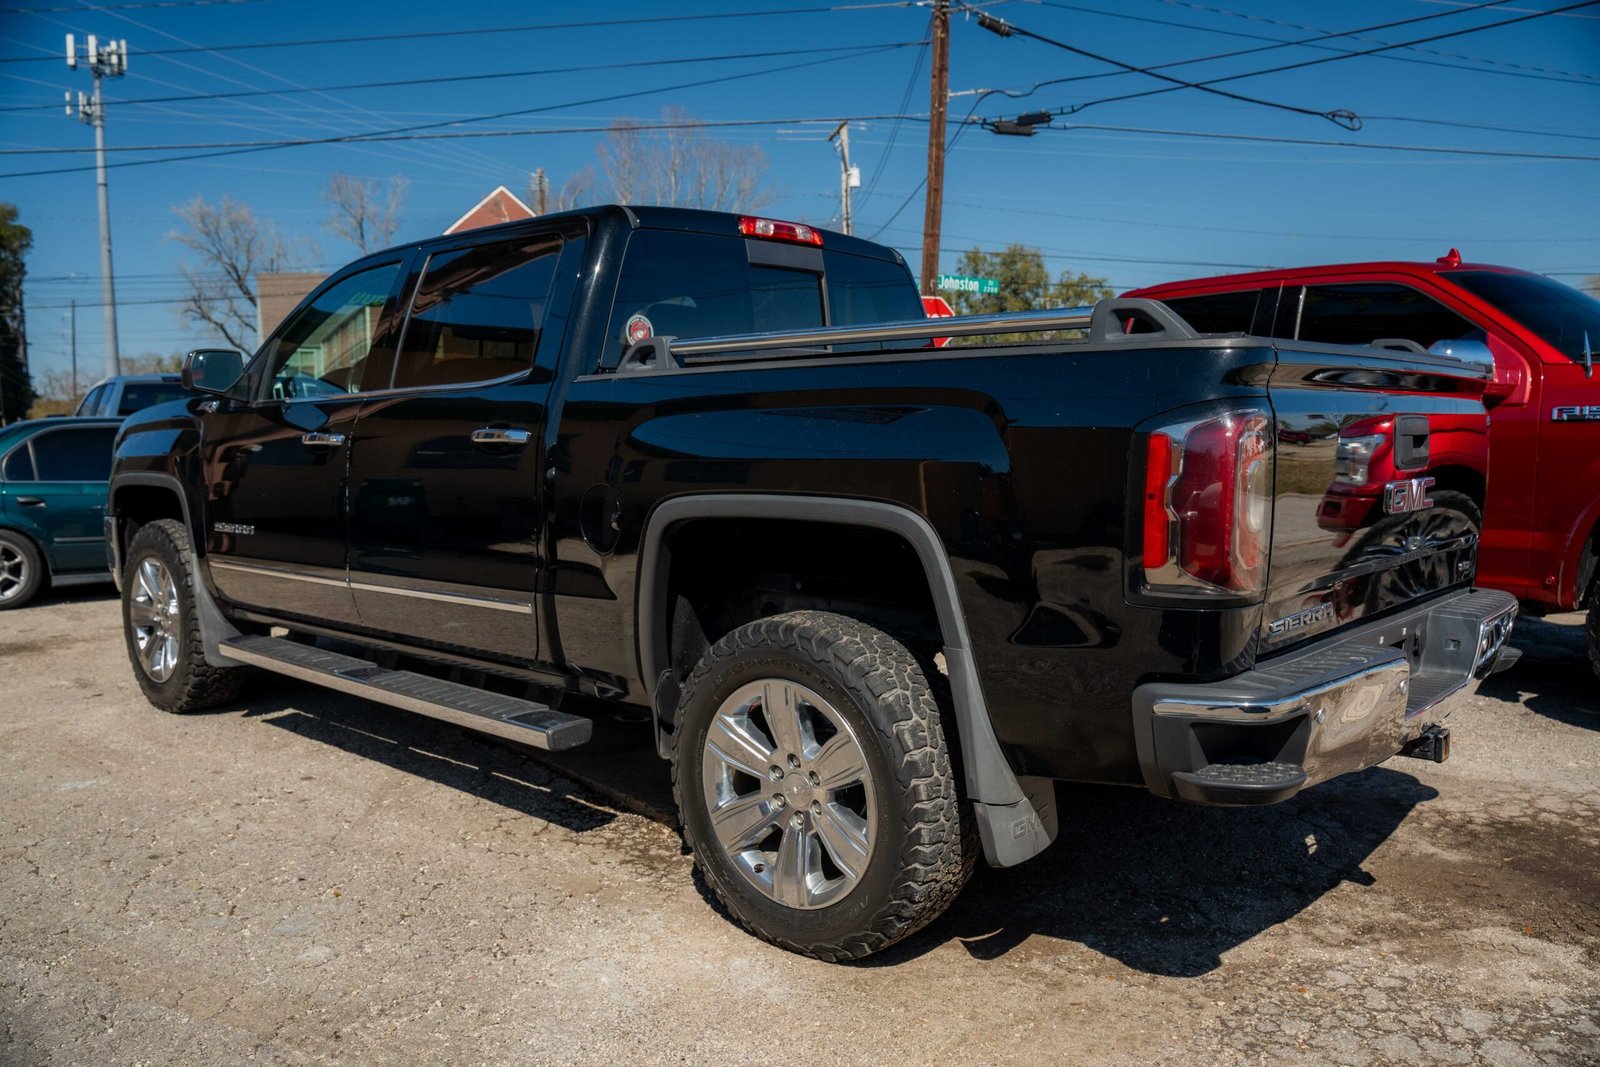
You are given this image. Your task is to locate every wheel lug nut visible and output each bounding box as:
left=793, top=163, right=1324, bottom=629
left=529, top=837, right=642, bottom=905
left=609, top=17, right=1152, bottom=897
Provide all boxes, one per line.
left=810, top=800, right=821, bottom=813
left=771, top=794, right=785, bottom=808
left=789, top=814, right=804, bottom=830
left=768, top=765, right=783, bottom=781
left=787, top=753, right=801, bottom=770
left=807, top=771, right=820, bottom=786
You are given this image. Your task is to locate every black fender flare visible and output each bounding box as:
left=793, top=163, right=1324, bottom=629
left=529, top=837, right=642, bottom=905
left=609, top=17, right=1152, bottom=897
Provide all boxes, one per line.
left=108, top=472, right=240, bottom=667
left=635, top=493, right=1057, bottom=866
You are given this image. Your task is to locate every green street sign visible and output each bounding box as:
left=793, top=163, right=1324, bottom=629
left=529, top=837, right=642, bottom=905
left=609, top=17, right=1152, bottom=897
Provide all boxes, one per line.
left=936, top=273, right=999, bottom=295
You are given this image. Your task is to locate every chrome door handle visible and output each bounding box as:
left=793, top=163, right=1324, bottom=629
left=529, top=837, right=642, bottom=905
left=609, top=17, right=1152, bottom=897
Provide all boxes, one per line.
left=300, top=432, right=346, bottom=449
left=470, top=427, right=532, bottom=447
left=15, top=496, right=44, bottom=507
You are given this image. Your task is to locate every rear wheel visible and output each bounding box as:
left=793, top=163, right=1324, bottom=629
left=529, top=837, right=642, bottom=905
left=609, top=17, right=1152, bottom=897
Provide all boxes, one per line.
left=122, top=519, right=246, bottom=713
left=0, top=531, right=44, bottom=610
left=1587, top=599, right=1600, bottom=685
left=672, top=610, right=975, bottom=961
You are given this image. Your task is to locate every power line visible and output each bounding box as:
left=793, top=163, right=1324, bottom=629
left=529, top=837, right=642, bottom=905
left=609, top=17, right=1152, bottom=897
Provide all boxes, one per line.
left=0, top=111, right=929, bottom=179
left=0, top=4, right=916, bottom=64
left=970, top=0, right=1540, bottom=130
left=1021, top=120, right=1600, bottom=162
left=0, top=41, right=922, bottom=113
left=1042, top=0, right=1600, bottom=119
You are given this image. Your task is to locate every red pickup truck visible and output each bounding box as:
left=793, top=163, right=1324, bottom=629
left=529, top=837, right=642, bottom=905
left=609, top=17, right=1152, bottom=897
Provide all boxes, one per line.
left=1130, top=254, right=1600, bottom=681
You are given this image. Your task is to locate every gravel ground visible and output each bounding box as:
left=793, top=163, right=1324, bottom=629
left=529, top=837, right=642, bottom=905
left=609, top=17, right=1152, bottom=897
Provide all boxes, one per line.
left=2, top=589, right=1597, bottom=1066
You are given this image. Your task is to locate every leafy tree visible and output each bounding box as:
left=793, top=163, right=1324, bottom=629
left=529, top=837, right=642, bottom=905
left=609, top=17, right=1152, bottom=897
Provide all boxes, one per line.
left=323, top=173, right=407, bottom=254
left=170, top=195, right=305, bottom=352
left=944, top=244, right=1111, bottom=344
left=0, top=203, right=35, bottom=424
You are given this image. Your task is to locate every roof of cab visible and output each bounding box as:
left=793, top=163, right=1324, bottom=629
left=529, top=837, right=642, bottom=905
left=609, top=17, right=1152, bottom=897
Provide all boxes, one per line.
left=382, top=204, right=908, bottom=267
left=1125, top=257, right=1536, bottom=299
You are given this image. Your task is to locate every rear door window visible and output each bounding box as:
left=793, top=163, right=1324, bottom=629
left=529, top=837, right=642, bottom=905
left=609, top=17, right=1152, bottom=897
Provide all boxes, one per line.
left=30, top=427, right=117, bottom=481
left=3, top=442, right=36, bottom=482
left=1161, top=290, right=1261, bottom=335
left=1294, top=283, right=1475, bottom=350
left=390, top=234, right=562, bottom=391
left=77, top=384, right=108, bottom=416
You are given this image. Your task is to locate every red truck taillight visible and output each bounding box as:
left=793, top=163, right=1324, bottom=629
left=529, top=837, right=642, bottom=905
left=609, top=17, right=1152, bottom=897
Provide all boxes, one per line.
left=1142, top=409, right=1273, bottom=596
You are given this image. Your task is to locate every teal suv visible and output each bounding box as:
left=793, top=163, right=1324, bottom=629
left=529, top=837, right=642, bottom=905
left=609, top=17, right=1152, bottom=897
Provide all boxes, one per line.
left=0, top=417, right=121, bottom=609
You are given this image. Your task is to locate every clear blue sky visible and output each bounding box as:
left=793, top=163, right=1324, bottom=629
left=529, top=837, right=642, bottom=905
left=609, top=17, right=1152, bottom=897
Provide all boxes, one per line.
left=3, top=0, right=1598, bottom=383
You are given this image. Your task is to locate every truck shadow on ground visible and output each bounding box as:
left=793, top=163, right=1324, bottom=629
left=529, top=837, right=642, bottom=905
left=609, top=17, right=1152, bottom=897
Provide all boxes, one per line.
left=230, top=677, right=624, bottom=834
left=1475, top=613, right=1598, bottom=728
left=218, top=674, right=1436, bottom=978
left=882, top=770, right=1435, bottom=976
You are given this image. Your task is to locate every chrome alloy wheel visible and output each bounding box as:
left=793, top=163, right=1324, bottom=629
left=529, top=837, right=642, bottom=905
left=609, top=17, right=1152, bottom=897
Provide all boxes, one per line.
left=0, top=542, right=25, bottom=602
left=128, top=557, right=181, bottom=683
left=701, top=678, right=877, bottom=910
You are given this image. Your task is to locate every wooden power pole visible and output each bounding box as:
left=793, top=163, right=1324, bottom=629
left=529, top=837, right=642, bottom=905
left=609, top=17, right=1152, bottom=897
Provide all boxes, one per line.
left=919, top=0, right=950, bottom=295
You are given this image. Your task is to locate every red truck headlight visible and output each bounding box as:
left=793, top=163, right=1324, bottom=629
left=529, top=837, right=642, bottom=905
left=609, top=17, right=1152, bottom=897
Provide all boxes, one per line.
left=1141, top=409, right=1273, bottom=596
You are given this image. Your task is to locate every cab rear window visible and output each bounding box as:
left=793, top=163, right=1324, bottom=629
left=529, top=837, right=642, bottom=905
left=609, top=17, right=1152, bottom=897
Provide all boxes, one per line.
left=602, top=230, right=918, bottom=368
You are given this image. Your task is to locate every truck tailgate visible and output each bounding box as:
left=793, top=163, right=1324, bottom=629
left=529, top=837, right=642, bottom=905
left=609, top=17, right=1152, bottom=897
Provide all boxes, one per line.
left=1261, top=344, right=1490, bottom=656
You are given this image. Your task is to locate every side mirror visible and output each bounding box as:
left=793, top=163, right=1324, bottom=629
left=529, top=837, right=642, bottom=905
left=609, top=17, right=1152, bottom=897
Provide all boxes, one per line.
left=183, top=348, right=245, bottom=396
left=1426, top=338, right=1494, bottom=376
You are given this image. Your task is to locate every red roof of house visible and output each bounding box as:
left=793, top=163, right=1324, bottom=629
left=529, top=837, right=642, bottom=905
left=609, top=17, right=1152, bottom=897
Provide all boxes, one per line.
left=444, top=185, right=535, bottom=234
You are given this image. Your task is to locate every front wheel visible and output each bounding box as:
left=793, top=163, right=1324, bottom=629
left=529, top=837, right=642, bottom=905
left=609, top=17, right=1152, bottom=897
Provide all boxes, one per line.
left=672, top=610, right=975, bottom=961
left=122, top=518, right=246, bottom=713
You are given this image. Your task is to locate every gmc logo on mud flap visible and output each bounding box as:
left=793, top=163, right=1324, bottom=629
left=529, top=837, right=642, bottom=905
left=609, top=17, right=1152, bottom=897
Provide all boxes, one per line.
left=1384, top=477, right=1435, bottom=515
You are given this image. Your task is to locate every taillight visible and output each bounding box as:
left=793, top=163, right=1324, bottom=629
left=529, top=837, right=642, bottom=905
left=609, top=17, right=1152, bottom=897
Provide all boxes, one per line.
left=1141, top=409, right=1273, bottom=596
left=738, top=216, right=823, bottom=246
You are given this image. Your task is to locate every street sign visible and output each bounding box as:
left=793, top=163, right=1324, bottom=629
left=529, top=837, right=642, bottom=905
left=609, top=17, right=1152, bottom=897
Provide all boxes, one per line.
left=936, top=273, right=998, bottom=295
left=921, top=295, right=954, bottom=348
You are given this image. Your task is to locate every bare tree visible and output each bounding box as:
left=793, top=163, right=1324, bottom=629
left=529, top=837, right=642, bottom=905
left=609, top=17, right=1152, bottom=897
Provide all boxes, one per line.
left=324, top=172, right=408, bottom=253
left=591, top=106, right=775, bottom=211
left=169, top=195, right=299, bottom=353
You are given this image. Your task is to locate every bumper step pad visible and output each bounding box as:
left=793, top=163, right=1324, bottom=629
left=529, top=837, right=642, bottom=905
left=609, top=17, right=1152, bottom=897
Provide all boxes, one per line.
left=1171, top=761, right=1308, bottom=805
left=218, top=634, right=592, bottom=751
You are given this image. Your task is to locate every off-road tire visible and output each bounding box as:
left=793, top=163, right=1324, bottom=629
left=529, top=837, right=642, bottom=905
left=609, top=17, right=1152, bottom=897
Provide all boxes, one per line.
left=672, top=610, right=976, bottom=961
left=122, top=519, right=246, bottom=713
left=0, top=529, right=45, bottom=610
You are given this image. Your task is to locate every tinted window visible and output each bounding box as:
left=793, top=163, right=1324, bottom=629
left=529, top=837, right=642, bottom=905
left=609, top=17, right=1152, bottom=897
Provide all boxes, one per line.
left=77, top=384, right=107, bottom=416
left=3, top=442, right=36, bottom=482
left=824, top=249, right=924, bottom=327
left=1295, top=283, right=1474, bottom=349
left=606, top=231, right=812, bottom=367
left=750, top=266, right=824, bottom=334
left=1162, top=290, right=1260, bottom=334
left=1447, top=270, right=1600, bottom=364
left=391, top=235, right=561, bottom=391
left=117, top=382, right=189, bottom=415
left=262, top=261, right=402, bottom=400
left=31, top=427, right=116, bottom=481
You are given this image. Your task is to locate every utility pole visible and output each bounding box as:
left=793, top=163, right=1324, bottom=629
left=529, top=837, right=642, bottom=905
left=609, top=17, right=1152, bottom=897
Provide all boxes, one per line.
left=533, top=167, right=550, bottom=215
left=828, top=122, right=860, bottom=235
left=65, top=33, right=127, bottom=379
left=69, top=299, right=78, bottom=400
left=919, top=0, right=950, bottom=294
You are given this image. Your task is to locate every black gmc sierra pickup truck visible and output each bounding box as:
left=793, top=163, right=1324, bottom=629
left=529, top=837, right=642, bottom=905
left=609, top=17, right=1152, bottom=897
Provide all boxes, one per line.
left=107, top=206, right=1518, bottom=960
